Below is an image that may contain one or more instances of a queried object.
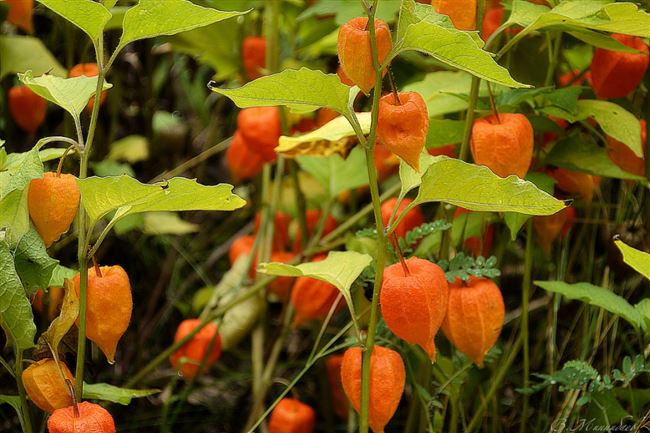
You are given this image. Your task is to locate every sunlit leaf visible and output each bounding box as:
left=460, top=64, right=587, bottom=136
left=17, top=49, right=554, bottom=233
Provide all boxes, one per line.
left=210, top=68, right=357, bottom=115
left=107, top=135, right=149, bottom=163
left=116, top=0, right=247, bottom=54
left=143, top=212, right=199, bottom=235
left=614, top=239, right=650, bottom=281
left=76, top=175, right=246, bottom=226
left=19, top=72, right=112, bottom=121
left=38, top=0, right=111, bottom=42
left=406, top=155, right=565, bottom=215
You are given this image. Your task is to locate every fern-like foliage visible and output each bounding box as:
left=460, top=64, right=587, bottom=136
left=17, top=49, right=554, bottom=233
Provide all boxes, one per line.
left=517, top=355, right=650, bottom=405
left=437, top=253, right=501, bottom=282
left=356, top=219, right=452, bottom=258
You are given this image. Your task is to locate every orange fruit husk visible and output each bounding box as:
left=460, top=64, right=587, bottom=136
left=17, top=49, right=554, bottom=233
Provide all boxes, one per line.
left=441, top=277, right=505, bottom=367
left=590, top=34, right=649, bottom=100
left=380, top=257, right=449, bottom=361
left=6, top=0, right=33, bottom=32
left=237, top=107, right=282, bottom=162
left=170, top=319, right=222, bottom=379
left=48, top=401, right=116, bottom=433
left=325, top=354, right=350, bottom=419
left=226, top=131, right=265, bottom=183
left=8, top=85, right=46, bottom=133
left=337, top=17, right=392, bottom=94
left=340, top=345, right=405, bottom=433
left=470, top=113, right=534, bottom=178
left=22, top=359, right=74, bottom=413
left=548, top=168, right=596, bottom=203
left=433, top=0, right=477, bottom=30
left=242, top=36, right=266, bottom=80
left=268, top=398, right=316, bottom=433
left=73, top=265, right=132, bottom=363
left=28, top=172, right=80, bottom=247
left=377, top=91, right=429, bottom=171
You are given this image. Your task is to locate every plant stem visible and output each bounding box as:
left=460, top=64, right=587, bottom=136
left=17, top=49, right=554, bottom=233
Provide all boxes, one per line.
left=519, top=219, right=534, bottom=433
left=357, top=2, right=387, bottom=432
left=74, top=32, right=106, bottom=399
left=15, top=349, right=33, bottom=433
left=459, top=77, right=480, bottom=162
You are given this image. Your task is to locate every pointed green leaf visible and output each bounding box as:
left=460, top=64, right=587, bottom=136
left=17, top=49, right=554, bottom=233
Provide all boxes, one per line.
left=503, top=1, right=650, bottom=58
left=426, top=119, right=465, bottom=148
left=76, top=175, right=246, bottom=226
left=614, top=239, right=650, bottom=281
left=634, top=299, right=650, bottom=335
left=395, top=20, right=528, bottom=88
left=503, top=172, right=555, bottom=239
left=18, top=72, right=112, bottom=120
left=296, top=147, right=369, bottom=198
left=535, top=280, right=641, bottom=329
left=210, top=68, right=356, bottom=115
left=83, top=382, right=159, bottom=405
left=0, top=395, right=21, bottom=417
left=14, top=227, right=58, bottom=296
left=258, top=251, right=372, bottom=308
left=48, top=265, right=77, bottom=288
left=574, top=100, right=643, bottom=158
left=38, top=0, right=112, bottom=42
left=0, top=36, right=66, bottom=79
left=409, top=156, right=565, bottom=215
left=0, top=240, right=36, bottom=350
left=116, top=0, right=247, bottom=53
left=545, top=134, right=645, bottom=181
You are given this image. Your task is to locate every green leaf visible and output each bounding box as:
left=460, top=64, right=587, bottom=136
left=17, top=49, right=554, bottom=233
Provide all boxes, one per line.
left=48, top=265, right=77, bottom=288
left=209, top=68, right=356, bottom=115
left=116, top=0, right=247, bottom=54
left=0, top=395, right=21, bottom=417
left=574, top=100, right=643, bottom=158
left=82, top=382, right=159, bottom=405
left=503, top=1, right=650, bottom=58
left=0, top=239, right=36, bottom=350
left=258, top=251, right=372, bottom=311
left=426, top=119, right=465, bottom=148
left=634, top=299, right=650, bottom=335
left=503, top=172, right=556, bottom=239
left=395, top=20, right=528, bottom=88
left=38, top=0, right=112, bottom=43
left=0, top=36, right=66, bottom=79
left=398, top=153, right=437, bottom=200
left=76, top=175, right=246, bottom=226
left=545, top=134, right=645, bottom=181
left=143, top=212, right=199, bottom=235
left=107, top=135, right=149, bottom=163
left=614, top=239, right=650, bottom=280
left=410, top=155, right=565, bottom=215
left=14, top=227, right=58, bottom=296
left=403, top=71, right=495, bottom=117
left=535, top=281, right=642, bottom=329
left=0, top=147, right=43, bottom=247
left=18, top=72, right=112, bottom=121
left=296, top=147, right=369, bottom=198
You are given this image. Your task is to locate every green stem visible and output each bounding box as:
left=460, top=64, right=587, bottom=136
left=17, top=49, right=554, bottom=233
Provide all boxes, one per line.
left=75, top=33, right=108, bottom=398
left=357, top=2, right=387, bottom=432
left=459, top=77, right=480, bottom=162
left=519, top=219, right=534, bottom=433
left=15, top=350, right=33, bottom=433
